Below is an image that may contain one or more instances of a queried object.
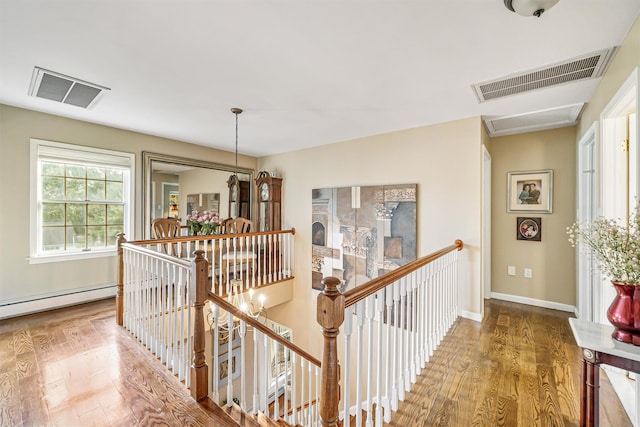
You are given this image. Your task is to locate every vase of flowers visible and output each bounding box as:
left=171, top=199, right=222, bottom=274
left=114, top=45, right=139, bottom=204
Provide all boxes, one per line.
left=187, top=210, right=221, bottom=236
left=568, top=206, right=640, bottom=345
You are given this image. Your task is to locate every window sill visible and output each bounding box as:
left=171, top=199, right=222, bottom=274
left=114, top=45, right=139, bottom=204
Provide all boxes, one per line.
left=28, top=250, right=117, bottom=264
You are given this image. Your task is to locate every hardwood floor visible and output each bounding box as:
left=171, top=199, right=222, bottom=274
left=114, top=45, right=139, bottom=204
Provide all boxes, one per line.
left=388, top=299, right=631, bottom=427
left=0, top=298, right=632, bottom=426
left=0, top=298, right=240, bottom=427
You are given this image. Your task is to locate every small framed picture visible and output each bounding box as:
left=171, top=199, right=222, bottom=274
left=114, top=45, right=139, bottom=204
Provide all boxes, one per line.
left=507, top=170, right=553, bottom=213
left=218, top=348, right=241, bottom=387
left=517, top=217, right=542, bottom=241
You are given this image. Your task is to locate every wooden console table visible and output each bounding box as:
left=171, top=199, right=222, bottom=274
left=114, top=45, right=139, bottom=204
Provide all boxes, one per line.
left=569, top=318, right=640, bottom=426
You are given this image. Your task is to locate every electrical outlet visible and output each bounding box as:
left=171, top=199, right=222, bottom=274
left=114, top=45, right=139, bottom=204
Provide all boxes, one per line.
left=507, top=266, right=516, bottom=276
left=524, top=268, right=532, bottom=278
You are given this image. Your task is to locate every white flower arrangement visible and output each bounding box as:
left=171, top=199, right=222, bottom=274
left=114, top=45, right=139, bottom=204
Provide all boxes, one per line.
left=567, top=208, right=640, bottom=284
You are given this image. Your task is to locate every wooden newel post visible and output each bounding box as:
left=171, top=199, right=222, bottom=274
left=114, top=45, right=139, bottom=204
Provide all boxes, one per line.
left=116, top=233, right=126, bottom=326
left=317, top=276, right=345, bottom=427
left=191, top=250, right=209, bottom=401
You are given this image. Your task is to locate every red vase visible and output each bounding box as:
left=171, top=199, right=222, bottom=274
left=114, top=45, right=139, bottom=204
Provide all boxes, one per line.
left=607, top=281, right=640, bottom=345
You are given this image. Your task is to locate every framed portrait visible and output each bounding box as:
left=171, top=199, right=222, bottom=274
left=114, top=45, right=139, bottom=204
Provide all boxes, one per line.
left=507, top=170, right=553, bottom=213
left=517, top=217, right=542, bottom=241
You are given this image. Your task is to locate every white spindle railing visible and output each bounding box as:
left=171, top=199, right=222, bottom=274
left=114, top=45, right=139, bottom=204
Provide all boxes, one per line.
left=206, top=295, right=322, bottom=426
left=121, top=243, right=194, bottom=386
left=118, top=229, right=295, bottom=397
left=339, top=246, right=460, bottom=426
left=133, top=229, right=294, bottom=297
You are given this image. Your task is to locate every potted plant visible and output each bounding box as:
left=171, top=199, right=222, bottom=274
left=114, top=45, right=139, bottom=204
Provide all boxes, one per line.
left=568, top=208, right=640, bottom=345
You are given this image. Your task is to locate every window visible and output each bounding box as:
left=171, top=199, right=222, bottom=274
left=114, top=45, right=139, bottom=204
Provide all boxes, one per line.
left=30, top=139, right=134, bottom=262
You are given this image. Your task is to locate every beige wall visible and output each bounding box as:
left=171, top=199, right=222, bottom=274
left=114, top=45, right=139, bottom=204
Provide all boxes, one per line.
left=258, top=117, right=485, bottom=356
left=578, top=15, right=640, bottom=140
left=490, top=127, right=577, bottom=307
left=0, top=105, right=256, bottom=304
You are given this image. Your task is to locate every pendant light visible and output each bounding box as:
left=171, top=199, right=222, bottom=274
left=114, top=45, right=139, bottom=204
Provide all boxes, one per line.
left=231, top=107, right=242, bottom=177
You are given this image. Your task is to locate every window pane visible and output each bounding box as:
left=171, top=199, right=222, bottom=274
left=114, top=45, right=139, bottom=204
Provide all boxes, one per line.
left=107, top=225, right=123, bottom=246
left=87, top=180, right=106, bottom=201
left=67, top=204, right=86, bottom=225
left=65, top=165, right=86, bottom=178
left=42, top=176, right=64, bottom=200
left=106, top=168, right=123, bottom=181
left=107, top=205, right=124, bottom=224
left=42, top=227, right=65, bottom=252
left=66, top=226, right=86, bottom=249
left=42, top=162, right=64, bottom=177
left=106, top=181, right=123, bottom=202
left=87, top=226, right=106, bottom=247
left=87, top=204, right=106, bottom=225
left=43, top=203, right=64, bottom=226
left=66, top=178, right=86, bottom=200
left=87, top=167, right=105, bottom=179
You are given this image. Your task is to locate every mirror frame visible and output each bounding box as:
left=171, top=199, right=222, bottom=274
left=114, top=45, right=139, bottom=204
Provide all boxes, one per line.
left=143, top=151, right=254, bottom=239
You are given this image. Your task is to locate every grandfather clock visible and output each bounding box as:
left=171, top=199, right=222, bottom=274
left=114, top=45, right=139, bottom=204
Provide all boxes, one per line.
left=255, top=171, right=282, bottom=232
left=227, top=174, right=250, bottom=219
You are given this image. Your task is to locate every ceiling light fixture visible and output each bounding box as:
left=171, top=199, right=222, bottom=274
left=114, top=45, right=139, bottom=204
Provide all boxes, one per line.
left=504, top=0, right=559, bottom=17
left=231, top=107, right=243, bottom=177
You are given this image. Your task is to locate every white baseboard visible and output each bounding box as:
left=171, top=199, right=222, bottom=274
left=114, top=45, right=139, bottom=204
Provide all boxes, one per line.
left=490, top=292, right=575, bottom=313
left=0, top=283, right=116, bottom=319
left=460, top=310, right=483, bottom=322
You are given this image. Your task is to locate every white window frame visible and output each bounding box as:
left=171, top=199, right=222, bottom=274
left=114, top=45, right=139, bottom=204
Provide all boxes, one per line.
left=29, top=139, right=135, bottom=263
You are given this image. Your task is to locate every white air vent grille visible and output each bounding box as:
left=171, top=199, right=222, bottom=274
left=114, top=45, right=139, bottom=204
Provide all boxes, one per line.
left=28, top=67, right=109, bottom=109
left=472, top=47, right=617, bottom=102
left=483, top=103, right=585, bottom=137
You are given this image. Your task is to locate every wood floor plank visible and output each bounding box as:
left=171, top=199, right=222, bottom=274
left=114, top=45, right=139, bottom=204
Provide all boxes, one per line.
left=387, top=299, right=632, bottom=427
left=0, top=297, right=634, bottom=427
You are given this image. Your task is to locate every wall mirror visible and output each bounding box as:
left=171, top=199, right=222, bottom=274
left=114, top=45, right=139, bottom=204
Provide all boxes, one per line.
left=143, top=152, right=253, bottom=239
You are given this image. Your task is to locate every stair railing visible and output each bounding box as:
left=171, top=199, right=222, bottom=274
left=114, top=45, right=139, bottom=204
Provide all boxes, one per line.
left=318, top=240, right=464, bottom=427
left=203, top=291, right=322, bottom=426
left=115, top=229, right=296, bottom=401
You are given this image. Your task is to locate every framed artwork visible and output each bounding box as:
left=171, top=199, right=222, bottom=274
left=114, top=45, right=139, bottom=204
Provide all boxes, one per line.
left=311, top=184, right=417, bottom=291
left=216, top=323, right=240, bottom=354
left=218, top=348, right=240, bottom=387
left=517, top=217, right=542, bottom=241
left=507, top=170, right=553, bottom=213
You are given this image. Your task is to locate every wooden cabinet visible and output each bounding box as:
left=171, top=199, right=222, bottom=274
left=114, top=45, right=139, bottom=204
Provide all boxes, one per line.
left=255, top=171, right=282, bottom=232
left=227, top=174, right=250, bottom=219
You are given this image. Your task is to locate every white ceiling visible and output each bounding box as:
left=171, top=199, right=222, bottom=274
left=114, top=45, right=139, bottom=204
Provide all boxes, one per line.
left=1, top=0, right=639, bottom=157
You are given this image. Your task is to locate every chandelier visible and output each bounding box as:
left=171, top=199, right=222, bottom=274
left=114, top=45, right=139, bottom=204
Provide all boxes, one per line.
left=206, top=280, right=267, bottom=341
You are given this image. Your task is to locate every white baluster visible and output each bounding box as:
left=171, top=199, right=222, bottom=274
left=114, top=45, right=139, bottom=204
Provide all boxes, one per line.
left=343, top=305, right=353, bottom=425
left=375, top=289, right=384, bottom=427
left=355, top=299, right=365, bottom=427
left=391, top=280, right=400, bottom=408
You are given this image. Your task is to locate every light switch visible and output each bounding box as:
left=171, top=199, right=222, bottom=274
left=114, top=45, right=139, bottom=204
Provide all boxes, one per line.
left=507, top=266, right=516, bottom=276
left=524, top=268, right=532, bottom=278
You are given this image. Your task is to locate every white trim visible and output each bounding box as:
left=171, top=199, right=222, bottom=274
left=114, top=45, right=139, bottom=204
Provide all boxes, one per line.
left=460, top=310, right=483, bottom=322
left=490, top=292, right=575, bottom=313
left=29, top=138, right=135, bottom=261
left=0, top=283, right=116, bottom=319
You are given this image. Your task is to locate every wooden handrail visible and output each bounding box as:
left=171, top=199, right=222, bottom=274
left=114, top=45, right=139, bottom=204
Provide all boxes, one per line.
left=127, top=227, right=296, bottom=247
left=206, top=291, right=321, bottom=368
left=343, top=239, right=463, bottom=308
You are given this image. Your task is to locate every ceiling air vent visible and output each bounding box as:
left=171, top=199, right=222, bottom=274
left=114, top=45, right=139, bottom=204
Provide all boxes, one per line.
left=28, top=67, right=110, bottom=109
left=483, top=103, right=585, bottom=137
left=472, top=47, right=618, bottom=103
